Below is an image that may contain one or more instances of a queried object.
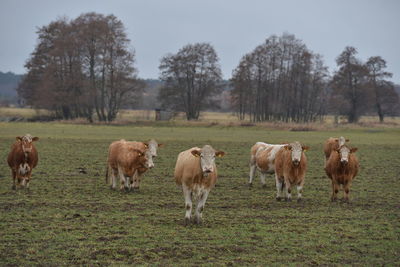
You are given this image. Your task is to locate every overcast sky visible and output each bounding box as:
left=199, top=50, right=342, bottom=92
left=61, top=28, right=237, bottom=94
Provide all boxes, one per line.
left=1, top=0, right=399, bottom=83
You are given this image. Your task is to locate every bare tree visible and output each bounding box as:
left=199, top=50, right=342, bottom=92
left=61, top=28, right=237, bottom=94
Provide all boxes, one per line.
left=17, top=13, right=143, bottom=122
left=330, top=47, right=369, bottom=123
left=365, top=56, right=399, bottom=122
left=158, top=43, right=222, bottom=120
left=230, top=33, right=329, bottom=123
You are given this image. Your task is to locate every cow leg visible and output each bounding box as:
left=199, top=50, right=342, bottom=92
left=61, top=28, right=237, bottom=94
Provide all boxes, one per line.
left=110, top=169, right=118, bottom=189
left=343, top=180, right=352, bottom=203
left=195, top=190, right=210, bottom=225
left=296, top=179, right=305, bottom=202
left=131, top=170, right=140, bottom=190
left=248, top=162, right=256, bottom=187
left=275, top=173, right=283, bottom=201
left=117, top=166, right=129, bottom=191
left=11, top=169, right=16, bottom=190
left=260, top=172, right=267, bottom=188
left=331, top=179, right=339, bottom=202
left=182, top=185, right=192, bottom=225
left=284, top=178, right=292, bottom=202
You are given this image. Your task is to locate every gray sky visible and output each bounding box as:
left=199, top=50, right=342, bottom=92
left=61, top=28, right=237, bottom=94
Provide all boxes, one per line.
left=1, top=0, right=399, bottom=83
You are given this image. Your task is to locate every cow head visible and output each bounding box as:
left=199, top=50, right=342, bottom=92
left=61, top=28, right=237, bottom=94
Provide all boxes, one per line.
left=285, top=142, right=309, bottom=166
left=17, top=134, right=39, bottom=154
left=191, top=145, right=225, bottom=177
left=337, top=145, right=357, bottom=165
left=130, top=148, right=154, bottom=169
left=145, top=139, right=164, bottom=159
left=335, top=136, right=349, bottom=147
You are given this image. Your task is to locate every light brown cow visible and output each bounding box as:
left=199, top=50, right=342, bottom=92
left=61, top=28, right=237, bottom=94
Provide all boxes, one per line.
left=106, top=140, right=151, bottom=191
left=324, top=136, right=349, bottom=160
left=174, top=145, right=225, bottom=225
left=128, top=139, right=163, bottom=189
left=274, top=141, right=309, bottom=202
left=249, top=142, right=287, bottom=187
left=325, top=144, right=359, bottom=202
left=7, top=134, right=39, bottom=189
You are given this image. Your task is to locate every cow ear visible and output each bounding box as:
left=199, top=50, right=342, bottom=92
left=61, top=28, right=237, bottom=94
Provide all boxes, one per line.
left=215, top=151, right=225, bottom=158
left=350, top=147, right=358, bottom=153
left=346, top=139, right=350, bottom=142
left=191, top=149, right=201, bottom=157
left=158, top=143, right=164, bottom=147
left=285, top=145, right=292, bottom=150
left=16, top=136, right=22, bottom=141
left=32, top=137, right=39, bottom=142
left=334, top=138, right=339, bottom=142
left=302, top=146, right=309, bottom=152
left=143, top=142, right=149, bottom=149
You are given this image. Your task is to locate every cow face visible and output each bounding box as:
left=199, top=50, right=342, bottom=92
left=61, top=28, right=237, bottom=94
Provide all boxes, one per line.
left=337, top=146, right=357, bottom=165
left=17, top=134, right=39, bottom=154
left=144, top=149, right=154, bottom=169
left=146, top=139, right=164, bottom=158
left=285, top=142, right=308, bottom=166
left=191, top=145, right=225, bottom=177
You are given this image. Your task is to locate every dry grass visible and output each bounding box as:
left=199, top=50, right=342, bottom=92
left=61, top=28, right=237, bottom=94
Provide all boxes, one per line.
left=1, top=107, right=399, bottom=129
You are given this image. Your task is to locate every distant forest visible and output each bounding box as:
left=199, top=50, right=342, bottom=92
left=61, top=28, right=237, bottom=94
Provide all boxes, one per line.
left=1, top=12, right=400, bottom=122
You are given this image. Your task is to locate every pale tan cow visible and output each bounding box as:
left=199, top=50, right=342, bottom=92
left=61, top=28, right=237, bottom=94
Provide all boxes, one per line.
left=106, top=140, right=151, bottom=191
left=174, top=145, right=225, bottom=225
left=274, top=141, right=309, bottom=202
left=249, top=142, right=287, bottom=187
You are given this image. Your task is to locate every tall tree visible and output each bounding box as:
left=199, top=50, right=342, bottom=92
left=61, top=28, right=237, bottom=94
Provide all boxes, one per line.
left=365, top=56, right=398, bottom=122
left=330, top=47, right=369, bottom=123
left=158, top=43, right=222, bottom=120
left=230, top=33, right=329, bottom=123
left=17, top=13, right=143, bottom=122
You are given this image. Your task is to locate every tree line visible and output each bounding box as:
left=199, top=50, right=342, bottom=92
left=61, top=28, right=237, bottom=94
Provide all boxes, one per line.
left=18, top=13, right=399, bottom=123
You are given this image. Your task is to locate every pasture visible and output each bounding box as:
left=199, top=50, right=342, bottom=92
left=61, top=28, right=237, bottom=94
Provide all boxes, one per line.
left=0, top=122, right=399, bottom=265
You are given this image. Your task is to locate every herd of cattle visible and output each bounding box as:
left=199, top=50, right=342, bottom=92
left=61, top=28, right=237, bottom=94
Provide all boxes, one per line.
left=7, top=134, right=359, bottom=224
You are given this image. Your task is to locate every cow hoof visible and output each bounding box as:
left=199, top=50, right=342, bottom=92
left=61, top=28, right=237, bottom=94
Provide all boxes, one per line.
left=286, top=198, right=292, bottom=202
left=262, top=184, right=267, bottom=189
left=11, top=185, right=16, bottom=190
left=195, top=217, right=202, bottom=225
left=331, top=198, right=337, bottom=202
left=184, top=218, right=191, bottom=226
left=297, top=198, right=302, bottom=203
left=248, top=183, right=253, bottom=188
left=276, top=197, right=282, bottom=201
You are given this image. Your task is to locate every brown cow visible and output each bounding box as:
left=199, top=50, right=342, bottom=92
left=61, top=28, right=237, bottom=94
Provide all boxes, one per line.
left=7, top=134, right=39, bottom=189
left=325, top=144, right=359, bottom=202
left=106, top=140, right=151, bottom=191
left=274, top=141, right=309, bottom=202
left=128, top=139, right=163, bottom=189
left=249, top=142, right=287, bottom=187
left=324, top=136, right=349, bottom=160
left=174, top=145, right=225, bottom=225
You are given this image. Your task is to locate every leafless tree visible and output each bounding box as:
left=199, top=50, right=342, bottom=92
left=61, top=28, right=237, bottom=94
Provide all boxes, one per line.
left=17, top=13, right=143, bottom=122
left=158, top=43, right=223, bottom=120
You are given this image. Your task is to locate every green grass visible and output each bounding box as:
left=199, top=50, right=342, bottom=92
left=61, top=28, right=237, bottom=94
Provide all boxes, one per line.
left=0, top=122, right=399, bottom=266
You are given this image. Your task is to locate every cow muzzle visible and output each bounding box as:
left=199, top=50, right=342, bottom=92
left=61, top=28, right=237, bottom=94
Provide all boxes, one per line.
left=292, top=159, right=300, bottom=166
left=341, top=160, right=348, bottom=165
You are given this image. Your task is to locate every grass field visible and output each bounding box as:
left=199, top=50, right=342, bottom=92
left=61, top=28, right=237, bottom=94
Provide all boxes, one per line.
left=0, top=122, right=399, bottom=265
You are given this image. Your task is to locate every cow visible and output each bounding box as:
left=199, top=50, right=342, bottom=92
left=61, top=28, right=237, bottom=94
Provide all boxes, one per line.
left=106, top=140, right=152, bottom=191
left=129, top=139, right=163, bottom=189
left=325, top=144, right=359, bottom=202
left=174, top=145, right=225, bottom=225
left=249, top=142, right=287, bottom=187
left=7, top=134, right=39, bottom=190
left=324, top=136, right=349, bottom=160
left=274, top=141, right=309, bottom=202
